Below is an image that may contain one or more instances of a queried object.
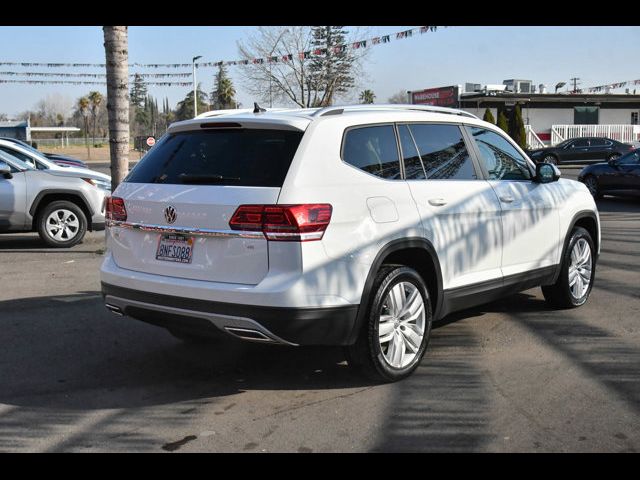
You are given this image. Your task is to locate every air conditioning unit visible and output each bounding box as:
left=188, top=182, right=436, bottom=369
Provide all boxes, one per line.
left=484, top=84, right=507, bottom=93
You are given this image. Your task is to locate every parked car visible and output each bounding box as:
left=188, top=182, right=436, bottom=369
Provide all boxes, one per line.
left=0, top=137, right=89, bottom=169
left=0, top=150, right=109, bottom=247
left=527, top=137, right=634, bottom=165
left=43, top=152, right=89, bottom=169
left=100, top=104, right=600, bottom=383
left=578, top=148, right=640, bottom=199
left=0, top=138, right=105, bottom=183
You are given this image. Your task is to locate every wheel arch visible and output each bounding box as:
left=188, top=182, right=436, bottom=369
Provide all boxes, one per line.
left=550, top=210, right=599, bottom=284
left=29, top=190, right=94, bottom=231
left=346, top=237, right=444, bottom=345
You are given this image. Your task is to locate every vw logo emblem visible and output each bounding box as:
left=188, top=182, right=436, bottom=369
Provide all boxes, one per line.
left=164, top=206, right=177, bottom=224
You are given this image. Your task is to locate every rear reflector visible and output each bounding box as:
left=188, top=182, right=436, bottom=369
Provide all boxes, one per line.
left=229, top=204, right=332, bottom=242
left=105, top=196, right=127, bottom=222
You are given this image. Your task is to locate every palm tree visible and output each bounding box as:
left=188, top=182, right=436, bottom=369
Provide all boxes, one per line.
left=77, top=96, right=90, bottom=160
left=88, top=91, right=103, bottom=147
left=359, top=89, right=376, bottom=104
left=103, top=26, right=129, bottom=189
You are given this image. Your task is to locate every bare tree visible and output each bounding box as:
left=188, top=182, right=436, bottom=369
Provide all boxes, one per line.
left=388, top=90, right=409, bottom=104
left=103, top=26, right=129, bottom=189
left=237, top=26, right=370, bottom=108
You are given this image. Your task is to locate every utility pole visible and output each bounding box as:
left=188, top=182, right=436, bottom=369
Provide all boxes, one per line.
left=570, top=77, right=581, bottom=93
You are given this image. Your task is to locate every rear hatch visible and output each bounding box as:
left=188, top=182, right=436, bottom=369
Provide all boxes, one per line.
left=108, top=123, right=305, bottom=285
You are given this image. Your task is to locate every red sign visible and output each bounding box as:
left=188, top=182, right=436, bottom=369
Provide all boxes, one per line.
left=411, top=86, right=459, bottom=107
left=146, top=136, right=156, bottom=147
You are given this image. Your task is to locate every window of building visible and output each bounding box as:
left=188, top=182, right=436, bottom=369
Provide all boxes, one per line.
left=574, top=106, right=599, bottom=125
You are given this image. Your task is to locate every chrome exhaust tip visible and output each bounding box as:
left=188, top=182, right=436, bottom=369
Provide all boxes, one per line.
left=224, top=327, right=275, bottom=343
left=105, top=303, right=124, bottom=316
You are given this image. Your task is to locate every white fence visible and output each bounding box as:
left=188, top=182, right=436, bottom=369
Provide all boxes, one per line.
left=32, top=137, right=109, bottom=148
left=525, top=125, right=546, bottom=149
left=550, top=125, right=640, bottom=146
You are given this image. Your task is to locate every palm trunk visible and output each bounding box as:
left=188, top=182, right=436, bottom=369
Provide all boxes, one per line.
left=103, top=26, right=129, bottom=189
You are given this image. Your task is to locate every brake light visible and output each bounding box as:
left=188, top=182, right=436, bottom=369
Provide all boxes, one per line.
left=105, top=196, right=127, bottom=222
left=229, top=204, right=332, bottom=242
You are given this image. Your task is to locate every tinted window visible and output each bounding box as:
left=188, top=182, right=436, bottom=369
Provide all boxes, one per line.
left=619, top=151, right=640, bottom=165
left=343, top=125, right=401, bottom=179
left=125, top=128, right=303, bottom=187
left=469, top=127, right=532, bottom=181
left=408, top=124, right=477, bottom=180
left=571, top=139, right=589, bottom=148
left=589, top=138, right=608, bottom=147
left=398, top=124, right=425, bottom=179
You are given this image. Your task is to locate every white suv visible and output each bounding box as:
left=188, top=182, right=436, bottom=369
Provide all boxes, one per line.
left=100, top=104, right=600, bottom=382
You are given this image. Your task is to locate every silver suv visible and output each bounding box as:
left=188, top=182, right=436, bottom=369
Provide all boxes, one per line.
left=0, top=150, right=111, bottom=247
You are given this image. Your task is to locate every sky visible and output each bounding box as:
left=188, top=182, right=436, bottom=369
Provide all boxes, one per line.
left=0, top=25, right=639, bottom=118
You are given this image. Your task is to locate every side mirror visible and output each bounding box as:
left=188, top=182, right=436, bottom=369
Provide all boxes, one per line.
left=0, top=161, right=12, bottom=179
left=535, top=162, right=560, bottom=183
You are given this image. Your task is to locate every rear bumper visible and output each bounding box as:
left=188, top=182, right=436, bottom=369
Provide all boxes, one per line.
left=101, top=282, right=359, bottom=346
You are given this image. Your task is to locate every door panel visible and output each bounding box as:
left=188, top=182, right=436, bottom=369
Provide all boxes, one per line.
left=0, top=171, right=28, bottom=230
left=401, top=123, right=503, bottom=289
left=466, top=126, right=560, bottom=276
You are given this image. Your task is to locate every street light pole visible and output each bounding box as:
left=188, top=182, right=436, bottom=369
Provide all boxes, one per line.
left=192, top=55, right=202, bottom=117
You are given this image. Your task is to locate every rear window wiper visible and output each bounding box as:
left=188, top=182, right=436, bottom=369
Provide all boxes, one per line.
left=178, top=173, right=242, bottom=184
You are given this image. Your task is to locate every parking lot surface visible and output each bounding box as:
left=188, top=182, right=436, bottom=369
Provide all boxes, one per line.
left=0, top=167, right=638, bottom=452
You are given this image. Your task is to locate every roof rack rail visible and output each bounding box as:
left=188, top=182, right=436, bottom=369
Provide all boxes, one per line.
left=312, top=104, right=479, bottom=120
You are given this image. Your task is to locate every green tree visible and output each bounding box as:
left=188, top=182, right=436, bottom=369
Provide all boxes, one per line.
left=359, top=89, right=375, bottom=104
left=497, top=108, right=509, bottom=134
left=210, top=64, right=237, bottom=110
left=308, top=26, right=355, bottom=107
left=175, top=84, right=209, bottom=121
left=88, top=91, right=103, bottom=146
left=130, top=74, right=147, bottom=109
left=509, top=104, right=526, bottom=149
left=483, top=108, right=495, bottom=124
left=77, top=96, right=90, bottom=160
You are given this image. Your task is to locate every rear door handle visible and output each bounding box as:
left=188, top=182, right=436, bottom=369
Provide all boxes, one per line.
left=499, top=195, right=514, bottom=203
left=428, top=198, right=448, bottom=207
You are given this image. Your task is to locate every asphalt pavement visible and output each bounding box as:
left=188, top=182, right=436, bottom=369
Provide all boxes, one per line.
left=0, top=167, right=638, bottom=452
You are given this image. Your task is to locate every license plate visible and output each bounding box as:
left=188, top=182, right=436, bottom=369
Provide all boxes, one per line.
left=155, top=234, right=194, bottom=264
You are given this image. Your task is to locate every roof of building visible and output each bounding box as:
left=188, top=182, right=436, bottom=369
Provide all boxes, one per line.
left=0, top=120, right=28, bottom=128
left=460, top=92, right=640, bottom=104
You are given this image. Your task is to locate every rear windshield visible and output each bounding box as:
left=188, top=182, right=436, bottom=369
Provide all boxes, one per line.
left=125, top=128, right=304, bottom=187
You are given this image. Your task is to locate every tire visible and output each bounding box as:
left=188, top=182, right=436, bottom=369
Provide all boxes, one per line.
left=542, top=226, right=596, bottom=309
left=345, top=265, right=432, bottom=383
left=36, top=200, right=87, bottom=248
left=543, top=154, right=558, bottom=165
left=583, top=175, right=603, bottom=200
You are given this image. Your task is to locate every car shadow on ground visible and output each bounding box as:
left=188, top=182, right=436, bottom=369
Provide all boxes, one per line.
left=0, top=233, right=104, bottom=253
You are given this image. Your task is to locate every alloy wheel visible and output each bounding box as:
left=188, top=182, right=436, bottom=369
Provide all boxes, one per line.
left=46, top=209, right=80, bottom=241
left=378, top=281, right=426, bottom=369
left=568, top=238, right=592, bottom=299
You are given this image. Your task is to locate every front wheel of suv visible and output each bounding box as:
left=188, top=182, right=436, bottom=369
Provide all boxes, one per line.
left=37, top=200, right=87, bottom=248
left=542, top=226, right=595, bottom=308
left=346, top=265, right=432, bottom=383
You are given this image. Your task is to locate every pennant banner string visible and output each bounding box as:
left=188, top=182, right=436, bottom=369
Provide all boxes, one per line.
left=0, top=26, right=437, bottom=70
left=586, top=78, right=640, bottom=93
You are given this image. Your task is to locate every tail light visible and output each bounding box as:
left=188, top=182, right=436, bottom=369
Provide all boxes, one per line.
left=229, top=204, right=332, bottom=242
left=105, top=196, right=127, bottom=222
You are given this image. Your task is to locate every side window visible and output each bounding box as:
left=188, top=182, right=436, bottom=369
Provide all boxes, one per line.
left=398, top=124, right=425, bottom=179
left=469, top=127, right=532, bottom=181
left=590, top=139, right=606, bottom=147
left=572, top=139, right=589, bottom=148
left=408, top=124, right=478, bottom=180
left=343, top=125, right=401, bottom=180
left=0, top=147, right=36, bottom=169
